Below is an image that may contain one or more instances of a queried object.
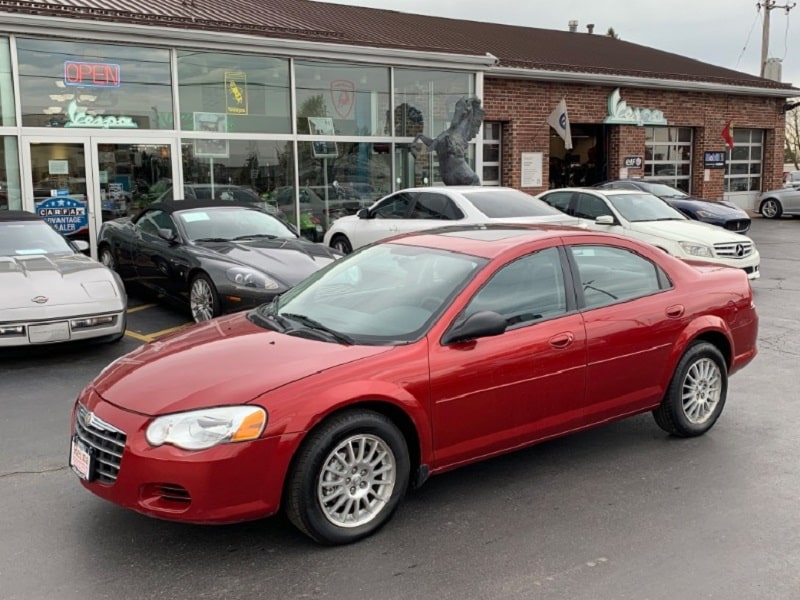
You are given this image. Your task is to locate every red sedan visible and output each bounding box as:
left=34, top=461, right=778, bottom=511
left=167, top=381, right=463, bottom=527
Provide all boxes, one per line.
left=70, top=224, right=758, bottom=544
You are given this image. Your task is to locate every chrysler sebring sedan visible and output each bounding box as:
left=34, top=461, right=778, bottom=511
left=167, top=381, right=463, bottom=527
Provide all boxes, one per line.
left=0, top=211, right=126, bottom=346
left=71, top=224, right=758, bottom=544
left=536, top=188, right=760, bottom=279
left=322, top=186, right=582, bottom=254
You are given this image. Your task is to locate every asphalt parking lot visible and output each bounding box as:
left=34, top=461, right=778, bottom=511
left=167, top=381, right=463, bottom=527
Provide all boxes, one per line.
left=2, top=215, right=800, bottom=600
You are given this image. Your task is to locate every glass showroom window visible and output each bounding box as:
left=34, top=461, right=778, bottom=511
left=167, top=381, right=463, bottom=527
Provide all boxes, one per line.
left=16, top=38, right=173, bottom=129
left=394, top=142, right=475, bottom=189
left=644, top=126, right=693, bottom=192
left=482, top=122, right=502, bottom=185
left=0, top=37, right=14, bottom=127
left=295, top=61, right=390, bottom=137
left=297, top=141, right=391, bottom=235
left=393, top=69, right=475, bottom=138
left=177, top=51, right=290, bottom=134
left=724, top=129, right=763, bottom=192
left=181, top=138, right=294, bottom=211
left=1, top=137, right=21, bottom=211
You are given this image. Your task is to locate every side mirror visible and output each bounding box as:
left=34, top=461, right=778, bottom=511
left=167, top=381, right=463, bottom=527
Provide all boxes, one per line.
left=595, top=215, right=615, bottom=225
left=356, top=208, right=370, bottom=219
left=443, top=310, right=507, bottom=345
left=72, top=240, right=90, bottom=253
left=157, top=228, right=178, bottom=243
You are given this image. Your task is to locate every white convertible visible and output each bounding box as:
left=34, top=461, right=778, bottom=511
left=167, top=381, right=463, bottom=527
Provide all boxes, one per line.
left=0, top=211, right=127, bottom=346
left=536, top=188, right=760, bottom=279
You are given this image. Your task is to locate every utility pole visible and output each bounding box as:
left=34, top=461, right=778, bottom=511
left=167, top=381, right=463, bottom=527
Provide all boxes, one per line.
left=759, top=0, right=797, bottom=77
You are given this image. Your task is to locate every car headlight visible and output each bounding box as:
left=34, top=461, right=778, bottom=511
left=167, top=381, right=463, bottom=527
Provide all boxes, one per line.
left=145, top=406, right=267, bottom=450
left=226, top=267, right=280, bottom=290
left=678, top=242, right=714, bottom=258
left=694, top=210, right=715, bottom=218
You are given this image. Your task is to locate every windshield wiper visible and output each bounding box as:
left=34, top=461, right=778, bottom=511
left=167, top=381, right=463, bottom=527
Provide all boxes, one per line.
left=251, top=301, right=290, bottom=331
left=281, top=312, right=355, bottom=345
left=232, top=234, right=279, bottom=241
left=193, top=237, right=230, bottom=242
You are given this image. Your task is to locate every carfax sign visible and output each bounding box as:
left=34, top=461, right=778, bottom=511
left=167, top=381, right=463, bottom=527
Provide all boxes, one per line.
left=35, top=197, right=89, bottom=234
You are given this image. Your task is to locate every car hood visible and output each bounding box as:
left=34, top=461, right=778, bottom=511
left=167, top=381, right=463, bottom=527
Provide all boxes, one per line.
left=195, top=238, right=340, bottom=285
left=93, top=313, right=391, bottom=416
left=627, top=219, right=752, bottom=243
left=665, top=197, right=748, bottom=217
left=0, top=253, right=123, bottom=313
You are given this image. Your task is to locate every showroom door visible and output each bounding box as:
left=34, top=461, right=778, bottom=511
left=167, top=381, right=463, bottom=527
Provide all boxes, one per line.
left=22, top=137, right=178, bottom=258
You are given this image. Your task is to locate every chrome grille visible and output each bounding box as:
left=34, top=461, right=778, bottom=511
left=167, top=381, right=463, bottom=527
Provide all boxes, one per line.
left=74, top=404, right=126, bottom=485
left=714, top=241, right=754, bottom=259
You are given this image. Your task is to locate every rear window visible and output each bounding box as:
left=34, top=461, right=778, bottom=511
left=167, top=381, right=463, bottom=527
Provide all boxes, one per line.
left=463, top=190, right=562, bottom=218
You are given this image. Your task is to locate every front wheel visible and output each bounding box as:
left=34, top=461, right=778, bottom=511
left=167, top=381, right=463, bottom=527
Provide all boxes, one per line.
left=653, top=342, right=728, bottom=437
left=189, top=273, right=221, bottom=323
left=330, top=234, right=353, bottom=255
left=284, top=409, right=410, bottom=545
left=99, top=245, right=116, bottom=271
left=760, top=198, right=783, bottom=219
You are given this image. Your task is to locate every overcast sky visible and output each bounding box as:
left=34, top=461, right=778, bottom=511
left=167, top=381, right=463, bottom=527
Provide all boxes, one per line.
left=320, top=0, right=800, bottom=89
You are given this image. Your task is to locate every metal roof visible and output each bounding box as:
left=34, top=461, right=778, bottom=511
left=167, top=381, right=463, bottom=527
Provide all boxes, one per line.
left=0, top=0, right=795, bottom=91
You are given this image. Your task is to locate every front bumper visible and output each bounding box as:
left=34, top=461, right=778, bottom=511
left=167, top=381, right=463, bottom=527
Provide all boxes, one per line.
left=0, top=310, right=125, bottom=347
left=70, top=388, right=300, bottom=524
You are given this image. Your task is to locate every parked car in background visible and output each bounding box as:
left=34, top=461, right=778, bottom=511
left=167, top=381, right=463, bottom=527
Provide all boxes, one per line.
left=536, top=188, right=760, bottom=279
left=153, top=184, right=283, bottom=218
left=782, top=170, right=800, bottom=188
left=756, top=186, right=800, bottom=219
left=0, top=211, right=126, bottom=346
left=323, top=186, right=583, bottom=254
left=70, top=224, right=758, bottom=544
left=595, top=179, right=751, bottom=233
left=97, top=200, right=341, bottom=322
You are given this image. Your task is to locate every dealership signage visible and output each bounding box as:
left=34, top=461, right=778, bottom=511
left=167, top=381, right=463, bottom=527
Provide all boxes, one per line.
left=703, top=150, right=727, bottom=169
left=604, top=88, right=668, bottom=126
left=64, top=61, right=121, bottom=88
left=63, top=100, right=137, bottom=129
left=623, top=156, right=643, bottom=169
left=35, top=197, right=89, bottom=234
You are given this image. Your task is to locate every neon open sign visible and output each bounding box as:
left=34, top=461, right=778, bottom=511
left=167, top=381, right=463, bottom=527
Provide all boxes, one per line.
left=63, top=61, right=121, bottom=88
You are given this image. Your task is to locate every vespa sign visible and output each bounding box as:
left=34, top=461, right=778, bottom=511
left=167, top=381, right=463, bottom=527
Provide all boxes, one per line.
left=604, top=88, right=668, bottom=126
left=63, top=100, right=138, bottom=129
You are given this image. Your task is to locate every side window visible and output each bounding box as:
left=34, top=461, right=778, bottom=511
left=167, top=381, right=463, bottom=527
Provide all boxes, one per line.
left=411, top=193, right=464, bottom=220
left=571, top=245, right=667, bottom=309
left=373, top=192, right=415, bottom=219
left=134, top=210, right=160, bottom=235
left=463, top=247, right=567, bottom=328
left=151, top=210, right=177, bottom=236
left=574, top=193, right=613, bottom=220
left=540, top=191, right=572, bottom=213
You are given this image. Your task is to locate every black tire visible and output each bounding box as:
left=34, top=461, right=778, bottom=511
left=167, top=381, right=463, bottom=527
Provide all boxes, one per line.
left=189, top=273, right=221, bottom=323
left=760, top=198, right=783, bottom=219
left=99, top=244, right=116, bottom=271
left=285, top=409, right=410, bottom=545
left=652, top=342, right=728, bottom=437
left=330, top=234, right=353, bottom=255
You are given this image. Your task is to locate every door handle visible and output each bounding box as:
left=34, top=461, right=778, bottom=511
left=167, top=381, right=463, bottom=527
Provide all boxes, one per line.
left=666, top=304, right=685, bottom=318
left=549, top=332, right=574, bottom=349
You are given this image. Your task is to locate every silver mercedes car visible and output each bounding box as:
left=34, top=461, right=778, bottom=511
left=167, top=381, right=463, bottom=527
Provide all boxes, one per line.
left=0, top=211, right=126, bottom=346
left=757, top=186, right=800, bottom=219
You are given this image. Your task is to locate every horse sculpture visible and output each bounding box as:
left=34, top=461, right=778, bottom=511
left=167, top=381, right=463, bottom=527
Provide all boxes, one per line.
left=412, top=96, right=485, bottom=186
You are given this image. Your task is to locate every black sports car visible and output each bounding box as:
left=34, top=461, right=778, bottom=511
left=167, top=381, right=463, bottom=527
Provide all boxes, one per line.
left=594, top=180, right=751, bottom=233
left=98, top=200, right=342, bottom=322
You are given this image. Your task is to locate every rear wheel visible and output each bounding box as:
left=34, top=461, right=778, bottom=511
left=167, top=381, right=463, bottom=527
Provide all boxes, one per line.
left=760, top=198, right=783, bottom=219
left=330, top=234, right=353, bottom=255
left=189, top=273, right=220, bottom=323
left=285, top=409, right=410, bottom=545
left=99, top=245, right=116, bottom=271
left=653, top=342, right=727, bottom=437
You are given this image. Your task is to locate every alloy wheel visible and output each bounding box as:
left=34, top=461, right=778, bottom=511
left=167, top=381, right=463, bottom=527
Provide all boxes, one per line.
left=190, top=278, right=215, bottom=322
left=681, top=357, right=723, bottom=425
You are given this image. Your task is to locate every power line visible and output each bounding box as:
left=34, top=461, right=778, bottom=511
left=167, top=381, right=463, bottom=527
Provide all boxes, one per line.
left=736, top=9, right=762, bottom=69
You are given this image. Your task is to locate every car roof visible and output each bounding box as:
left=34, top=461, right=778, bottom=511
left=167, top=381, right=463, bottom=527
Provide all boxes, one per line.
left=142, top=200, right=261, bottom=214
left=543, top=187, right=646, bottom=196
left=387, top=223, right=610, bottom=259
left=0, top=210, right=42, bottom=222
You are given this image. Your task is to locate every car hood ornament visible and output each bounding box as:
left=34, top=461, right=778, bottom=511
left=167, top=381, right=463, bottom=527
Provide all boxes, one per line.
left=32, top=295, right=49, bottom=304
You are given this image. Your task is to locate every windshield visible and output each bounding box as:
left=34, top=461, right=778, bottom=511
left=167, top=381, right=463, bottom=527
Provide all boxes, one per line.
left=605, top=193, right=687, bottom=222
left=261, top=243, right=487, bottom=345
left=639, top=182, right=688, bottom=198
left=177, top=207, right=297, bottom=241
left=0, top=220, right=74, bottom=257
left=463, top=190, right=562, bottom=218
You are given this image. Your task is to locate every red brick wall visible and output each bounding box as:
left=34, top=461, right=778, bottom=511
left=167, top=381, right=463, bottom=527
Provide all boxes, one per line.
left=483, top=78, right=786, bottom=198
